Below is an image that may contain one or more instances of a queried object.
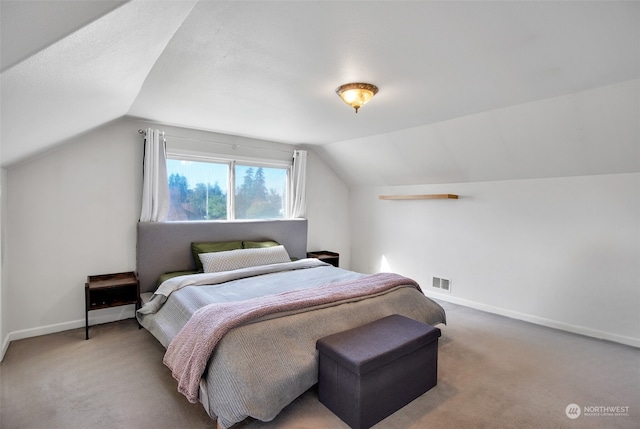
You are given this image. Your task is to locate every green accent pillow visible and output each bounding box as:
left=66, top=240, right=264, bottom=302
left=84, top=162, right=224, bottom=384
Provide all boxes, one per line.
left=242, top=240, right=280, bottom=249
left=191, top=241, right=244, bottom=272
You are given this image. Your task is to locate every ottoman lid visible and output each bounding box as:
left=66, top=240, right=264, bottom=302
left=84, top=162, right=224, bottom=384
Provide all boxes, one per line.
left=316, top=314, right=441, bottom=375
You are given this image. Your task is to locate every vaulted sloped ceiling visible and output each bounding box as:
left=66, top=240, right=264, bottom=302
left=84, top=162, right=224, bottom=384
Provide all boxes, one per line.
left=1, top=1, right=198, bottom=166
left=1, top=1, right=638, bottom=186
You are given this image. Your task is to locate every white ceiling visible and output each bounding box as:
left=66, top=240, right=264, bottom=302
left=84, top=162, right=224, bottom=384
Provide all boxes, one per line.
left=1, top=1, right=638, bottom=185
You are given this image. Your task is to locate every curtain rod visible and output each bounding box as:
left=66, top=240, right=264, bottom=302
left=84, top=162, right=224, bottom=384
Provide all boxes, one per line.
left=138, top=129, right=293, bottom=155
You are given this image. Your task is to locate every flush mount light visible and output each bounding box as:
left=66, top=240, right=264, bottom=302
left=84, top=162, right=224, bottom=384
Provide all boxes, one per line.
left=335, top=82, right=378, bottom=113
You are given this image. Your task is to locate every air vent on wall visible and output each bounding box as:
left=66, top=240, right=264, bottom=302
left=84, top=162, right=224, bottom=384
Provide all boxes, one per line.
left=432, top=277, right=451, bottom=293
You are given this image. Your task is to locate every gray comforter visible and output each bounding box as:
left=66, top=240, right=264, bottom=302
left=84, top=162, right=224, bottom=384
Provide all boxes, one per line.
left=137, top=260, right=446, bottom=428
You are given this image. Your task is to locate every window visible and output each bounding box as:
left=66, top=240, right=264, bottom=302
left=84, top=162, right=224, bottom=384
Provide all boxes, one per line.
left=234, top=164, right=287, bottom=220
left=166, top=156, right=289, bottom=221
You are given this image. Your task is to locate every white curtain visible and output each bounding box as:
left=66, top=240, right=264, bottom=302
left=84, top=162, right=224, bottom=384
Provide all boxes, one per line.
left=288, top=150, right=307, bottom=218
left=139, top=128, right=169, bottom=222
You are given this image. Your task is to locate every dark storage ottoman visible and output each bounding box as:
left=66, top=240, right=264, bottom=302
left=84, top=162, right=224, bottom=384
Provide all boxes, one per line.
left=316, top=314, right=441, bottom=429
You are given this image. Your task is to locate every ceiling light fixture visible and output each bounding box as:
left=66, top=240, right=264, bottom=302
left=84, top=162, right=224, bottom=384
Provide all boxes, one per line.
left=335, top=82, right=378, bottom=113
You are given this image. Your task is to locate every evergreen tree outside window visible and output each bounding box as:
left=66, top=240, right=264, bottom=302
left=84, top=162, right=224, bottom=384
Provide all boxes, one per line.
left=235, top=165, right=286, bottom=219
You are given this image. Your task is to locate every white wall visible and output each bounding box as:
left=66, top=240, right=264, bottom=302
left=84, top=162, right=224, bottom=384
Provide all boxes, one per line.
left=6, top=119, right=142, bottom=340
left=350, top=173, right=640, bottom=347
left=2, top=117, right=350, bottom=350
left=305, top=149, right=351, bottom=268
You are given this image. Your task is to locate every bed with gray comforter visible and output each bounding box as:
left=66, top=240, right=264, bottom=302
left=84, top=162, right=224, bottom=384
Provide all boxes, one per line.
left=137, top=259, right=446, bottom=428
left=135, top=220, right=446, bottom=428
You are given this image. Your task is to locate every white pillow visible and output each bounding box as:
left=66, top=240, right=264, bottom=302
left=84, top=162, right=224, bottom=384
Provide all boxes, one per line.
left=199, top=245, right=291, bottom=273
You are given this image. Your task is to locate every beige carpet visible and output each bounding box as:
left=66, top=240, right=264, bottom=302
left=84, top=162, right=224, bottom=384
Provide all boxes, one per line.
left=1, top=301, right=638, bottom=429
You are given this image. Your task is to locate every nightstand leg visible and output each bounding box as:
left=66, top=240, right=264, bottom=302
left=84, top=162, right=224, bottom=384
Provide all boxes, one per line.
left=85, top=284, right=89, bottom=340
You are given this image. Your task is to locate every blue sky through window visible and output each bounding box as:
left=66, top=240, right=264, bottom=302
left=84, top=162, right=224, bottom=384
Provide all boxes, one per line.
left=167, top=159, right=287, bottom=194
left=167, top=159, right=228, bottom=192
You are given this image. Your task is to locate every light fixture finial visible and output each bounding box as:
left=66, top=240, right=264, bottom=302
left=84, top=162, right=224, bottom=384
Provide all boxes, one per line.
left=336, top=82, right=378, bottom=113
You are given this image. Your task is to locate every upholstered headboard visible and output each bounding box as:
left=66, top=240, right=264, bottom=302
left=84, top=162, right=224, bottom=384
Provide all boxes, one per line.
left=136, top=219, right=308, bottom=293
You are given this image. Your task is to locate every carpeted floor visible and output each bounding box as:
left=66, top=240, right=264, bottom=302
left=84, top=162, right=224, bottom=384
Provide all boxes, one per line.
left=1, top=301, right=638, bottom=429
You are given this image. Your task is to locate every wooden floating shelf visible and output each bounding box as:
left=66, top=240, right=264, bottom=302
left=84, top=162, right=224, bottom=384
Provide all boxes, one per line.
left=379, top=194, right=459, bottom=200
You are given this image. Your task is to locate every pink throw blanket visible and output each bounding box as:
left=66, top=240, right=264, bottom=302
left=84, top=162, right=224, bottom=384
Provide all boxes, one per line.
left=163, top=272, right=420, bottom=403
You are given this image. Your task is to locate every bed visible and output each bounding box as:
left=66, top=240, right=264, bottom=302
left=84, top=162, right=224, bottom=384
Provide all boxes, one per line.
left=136, top=219, right=446, bottom=428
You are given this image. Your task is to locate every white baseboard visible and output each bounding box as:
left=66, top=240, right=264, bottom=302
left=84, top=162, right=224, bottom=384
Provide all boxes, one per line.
left=1, top=334, right=10, bottom=362
left=0, top=305, right=135, bottom=362
left=426, top=292, right=640, bottom=349
left=3, top=295, right=638, bottom=363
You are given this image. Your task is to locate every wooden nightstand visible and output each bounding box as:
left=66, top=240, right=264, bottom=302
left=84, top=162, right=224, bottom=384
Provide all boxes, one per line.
left=307, top=251, right=339, bottom=267
left=85, top=271, right=140, bottom=340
